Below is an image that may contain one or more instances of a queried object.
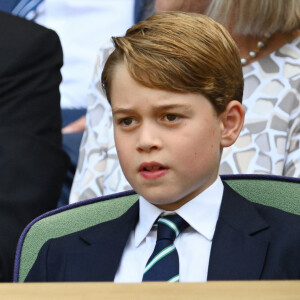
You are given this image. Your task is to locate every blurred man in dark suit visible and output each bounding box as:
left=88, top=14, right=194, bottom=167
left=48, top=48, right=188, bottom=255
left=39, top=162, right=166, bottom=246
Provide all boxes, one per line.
left=0, top=11, right=69, bottom=281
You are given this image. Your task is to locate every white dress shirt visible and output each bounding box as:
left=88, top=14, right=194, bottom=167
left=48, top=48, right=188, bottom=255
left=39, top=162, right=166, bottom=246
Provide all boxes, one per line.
left=35, top=0, right=134, bottom=109
left=114, top=177, right=224, bottom=282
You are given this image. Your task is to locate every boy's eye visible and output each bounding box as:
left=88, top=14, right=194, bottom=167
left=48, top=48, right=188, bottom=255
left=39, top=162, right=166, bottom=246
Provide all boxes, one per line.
left=119, top=117, right=136, bottom=126
left=164, top=114, right=180, bottom=122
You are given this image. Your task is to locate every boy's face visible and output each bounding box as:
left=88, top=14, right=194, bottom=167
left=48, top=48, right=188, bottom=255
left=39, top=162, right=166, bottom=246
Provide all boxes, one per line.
left=111, top=63, right=225, bottom=210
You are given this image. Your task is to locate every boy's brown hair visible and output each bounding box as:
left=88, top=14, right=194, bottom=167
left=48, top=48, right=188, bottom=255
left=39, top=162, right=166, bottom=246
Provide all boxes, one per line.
left=102, top=12, right=243, bottom=114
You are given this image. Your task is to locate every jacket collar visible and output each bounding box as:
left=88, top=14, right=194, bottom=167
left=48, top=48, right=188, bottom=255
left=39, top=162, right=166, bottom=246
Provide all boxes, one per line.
left=207, top=182, right=270, bottom=280
left=63, top=201, right=139, bottom=282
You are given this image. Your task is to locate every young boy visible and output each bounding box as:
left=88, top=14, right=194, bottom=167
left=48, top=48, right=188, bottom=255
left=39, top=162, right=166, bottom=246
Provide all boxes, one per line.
left=26, top=12, right=300, bottom=282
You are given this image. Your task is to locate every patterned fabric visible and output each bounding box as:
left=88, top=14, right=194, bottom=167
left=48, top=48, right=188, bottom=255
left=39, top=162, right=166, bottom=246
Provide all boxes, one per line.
left=220, top=37, right=300, bottom=176
left=69, top=37, right=300, bottom=203
left=5, top=0, right=44, bottom=20
left=12, top=0, right=43, bottom=18
left=0, top=0, right=43, bottom=20
left=142, top=215, right=189, bottom=282
left=69, top=42, right=132, bottom=202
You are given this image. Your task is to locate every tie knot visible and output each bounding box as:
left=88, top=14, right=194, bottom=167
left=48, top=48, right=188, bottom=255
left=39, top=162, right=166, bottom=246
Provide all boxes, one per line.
left=156, top=214, right=189, bottom=242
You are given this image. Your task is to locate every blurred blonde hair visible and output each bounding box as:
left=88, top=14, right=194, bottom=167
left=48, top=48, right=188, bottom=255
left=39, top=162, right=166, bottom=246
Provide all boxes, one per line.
left=206, top=0, right=300, bottom=36
left=102, top=12, right=243, bottom=114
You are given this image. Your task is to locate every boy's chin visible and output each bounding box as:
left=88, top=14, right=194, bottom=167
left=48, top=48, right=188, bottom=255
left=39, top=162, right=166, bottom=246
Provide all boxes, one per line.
left=145, top=196, right=191, bottom=211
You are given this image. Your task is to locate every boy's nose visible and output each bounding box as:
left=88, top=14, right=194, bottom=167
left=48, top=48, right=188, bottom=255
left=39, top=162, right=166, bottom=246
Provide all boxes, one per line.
left=136, top=123, right=162, bottom=153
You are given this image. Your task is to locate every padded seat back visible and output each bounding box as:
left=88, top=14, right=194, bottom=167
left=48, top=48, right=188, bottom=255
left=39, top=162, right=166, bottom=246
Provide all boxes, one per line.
left=14, top=174, right=300, bottom=282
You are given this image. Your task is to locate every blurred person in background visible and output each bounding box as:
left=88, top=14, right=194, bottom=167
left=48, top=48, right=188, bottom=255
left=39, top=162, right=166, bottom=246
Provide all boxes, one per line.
left=0, top=10, right=69, bottom=281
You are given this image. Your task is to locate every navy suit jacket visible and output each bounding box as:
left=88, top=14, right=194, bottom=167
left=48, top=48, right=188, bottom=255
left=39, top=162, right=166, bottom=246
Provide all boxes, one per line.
left=26, top=183, right=300, bottom=281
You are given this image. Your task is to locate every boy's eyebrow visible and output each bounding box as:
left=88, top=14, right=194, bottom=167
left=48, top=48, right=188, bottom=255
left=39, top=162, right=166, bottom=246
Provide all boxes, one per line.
left=112, top=104, right=192, bottom=115
left=112, top=108, right=136, bottom=115
left=153, top=104, right=193, bottom=111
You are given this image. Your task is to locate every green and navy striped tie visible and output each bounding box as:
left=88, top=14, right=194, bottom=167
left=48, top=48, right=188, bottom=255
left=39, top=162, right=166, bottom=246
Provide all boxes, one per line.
left=142, top=214, right=189, bottom=282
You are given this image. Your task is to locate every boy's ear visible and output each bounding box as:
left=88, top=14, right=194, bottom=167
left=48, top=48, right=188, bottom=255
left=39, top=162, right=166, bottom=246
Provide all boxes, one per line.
left=220, top=100, right=245, bottom=148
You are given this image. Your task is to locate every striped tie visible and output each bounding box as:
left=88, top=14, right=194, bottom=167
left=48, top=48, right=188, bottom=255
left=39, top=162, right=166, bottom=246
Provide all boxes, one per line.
left=142, top=214, right=189, bottom=282
left=12, top=0, right=44, bottom=19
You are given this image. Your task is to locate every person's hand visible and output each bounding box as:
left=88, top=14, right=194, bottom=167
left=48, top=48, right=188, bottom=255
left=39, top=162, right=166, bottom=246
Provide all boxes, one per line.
left=62, top=115, right=86, bottom=133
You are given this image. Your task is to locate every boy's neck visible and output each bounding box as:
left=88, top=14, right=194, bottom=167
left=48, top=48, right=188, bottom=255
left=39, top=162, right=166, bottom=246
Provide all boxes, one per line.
left=151, top=176, right=221, bottom=211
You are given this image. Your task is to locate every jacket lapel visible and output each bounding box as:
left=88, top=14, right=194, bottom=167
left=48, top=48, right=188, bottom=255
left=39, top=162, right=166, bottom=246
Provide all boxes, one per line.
left=207, top=183, right=270, bottom=280
left=63, top=201, right=139, bottom=281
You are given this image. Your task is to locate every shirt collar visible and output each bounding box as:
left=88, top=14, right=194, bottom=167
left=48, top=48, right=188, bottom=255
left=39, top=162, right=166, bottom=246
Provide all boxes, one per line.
left=176, top=177, right=223, bottom=241
left=135, top=195, right=163, bottom=247
left=135, top=176, right=223, bottom=247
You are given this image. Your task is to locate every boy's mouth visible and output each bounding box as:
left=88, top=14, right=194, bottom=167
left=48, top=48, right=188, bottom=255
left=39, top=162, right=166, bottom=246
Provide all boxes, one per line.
left=139, top=162, right=167, bottom=172
left=138, top=162, right=168, bottom=179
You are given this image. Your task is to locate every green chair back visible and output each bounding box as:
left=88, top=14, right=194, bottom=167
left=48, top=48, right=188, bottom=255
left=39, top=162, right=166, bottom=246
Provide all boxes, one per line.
left=14, top=174, right=300, bottom=282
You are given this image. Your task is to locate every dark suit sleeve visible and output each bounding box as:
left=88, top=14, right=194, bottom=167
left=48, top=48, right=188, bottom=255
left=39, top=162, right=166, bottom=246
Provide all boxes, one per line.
left=0, top=12, right=69, bottom=282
